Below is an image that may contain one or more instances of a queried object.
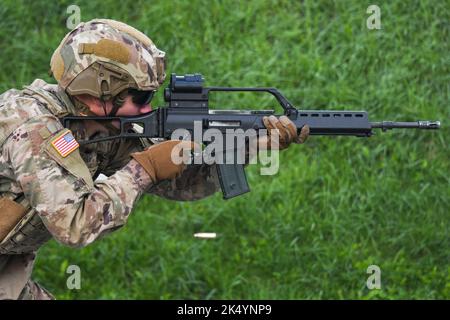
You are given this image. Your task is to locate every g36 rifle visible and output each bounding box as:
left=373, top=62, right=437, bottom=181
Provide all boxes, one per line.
left=63, top=73, right=440, bottom=199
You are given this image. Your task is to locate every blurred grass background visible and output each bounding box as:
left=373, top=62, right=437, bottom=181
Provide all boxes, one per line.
left=0, top=0, right=448, bottom=299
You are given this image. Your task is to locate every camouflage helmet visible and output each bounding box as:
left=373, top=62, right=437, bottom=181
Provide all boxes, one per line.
left=50, top=19, right=166, bottom=111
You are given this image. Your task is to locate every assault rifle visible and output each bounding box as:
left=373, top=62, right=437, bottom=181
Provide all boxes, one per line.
left=63, top=73, right=440, bottom=199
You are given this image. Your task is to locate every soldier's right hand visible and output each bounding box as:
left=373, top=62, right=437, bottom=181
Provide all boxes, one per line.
left=131, top=140, right=196, bottom=183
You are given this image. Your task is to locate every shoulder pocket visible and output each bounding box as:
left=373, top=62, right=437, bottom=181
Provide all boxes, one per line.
left=43, top=129, right=94, bottom=189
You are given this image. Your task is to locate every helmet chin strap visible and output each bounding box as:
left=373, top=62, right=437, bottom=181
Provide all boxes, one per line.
left=109, top=90, right=128, bottom=117
left=98, top=90, right=127, bottom=117
left=101, top=100, right=108, bottom=116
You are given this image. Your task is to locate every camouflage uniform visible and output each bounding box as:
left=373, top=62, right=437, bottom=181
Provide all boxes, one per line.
left=0, top=20, right=220, bottom=300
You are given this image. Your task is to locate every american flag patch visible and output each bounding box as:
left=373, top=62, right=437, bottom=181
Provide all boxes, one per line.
left=51, top=130, right=79, bottom=158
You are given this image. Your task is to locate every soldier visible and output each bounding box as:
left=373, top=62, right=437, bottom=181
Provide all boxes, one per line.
left=0, top=19, right=309, bottom=299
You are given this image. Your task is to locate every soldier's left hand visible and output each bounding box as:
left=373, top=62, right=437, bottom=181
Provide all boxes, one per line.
left=259, top=115, right=309, bottom=150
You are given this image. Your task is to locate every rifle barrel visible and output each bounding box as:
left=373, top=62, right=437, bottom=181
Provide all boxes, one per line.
left=370, top=121, right=441, bottom=131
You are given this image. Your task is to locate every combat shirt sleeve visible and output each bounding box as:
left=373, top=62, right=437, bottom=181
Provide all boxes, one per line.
left=147, top=163, right=220, bottom=201
left=113, top=136, right=221, bottom=202
left=3, top=115, right=151, bottom=248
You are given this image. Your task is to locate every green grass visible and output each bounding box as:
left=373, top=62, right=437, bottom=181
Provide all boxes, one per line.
left=0, top=0, right=448, bottom=299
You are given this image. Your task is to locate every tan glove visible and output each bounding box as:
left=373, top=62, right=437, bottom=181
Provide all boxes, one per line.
left=131, top=140, right=196, bottom=184
left=261, top=115, right=309, bottom=150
